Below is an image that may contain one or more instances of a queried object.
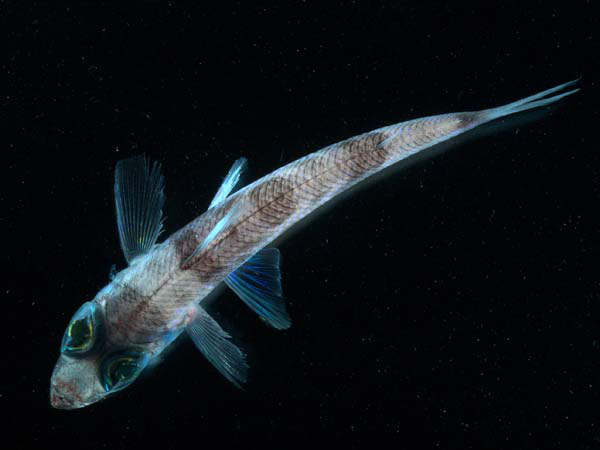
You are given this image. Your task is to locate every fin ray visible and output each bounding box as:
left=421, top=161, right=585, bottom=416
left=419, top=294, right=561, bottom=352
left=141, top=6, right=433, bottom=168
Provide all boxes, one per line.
left=186, top=306, right=248, bottom=388
left=182, top=201, right=244, bottom=268
left=209, top=158, right=248, bottom=209
left=225, top=248, right=291, bottom=330
left=114, top=155, right=166, bottom=264
left=483, top=79, right=580, bottom=121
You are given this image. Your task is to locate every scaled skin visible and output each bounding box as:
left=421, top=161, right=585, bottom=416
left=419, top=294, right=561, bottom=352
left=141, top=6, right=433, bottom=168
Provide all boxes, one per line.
left=51, top=81, right=578, bottom=408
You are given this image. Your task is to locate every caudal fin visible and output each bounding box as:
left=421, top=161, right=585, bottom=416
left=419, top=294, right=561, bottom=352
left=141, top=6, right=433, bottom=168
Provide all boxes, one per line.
left=482, top=79, right=580, bottom=122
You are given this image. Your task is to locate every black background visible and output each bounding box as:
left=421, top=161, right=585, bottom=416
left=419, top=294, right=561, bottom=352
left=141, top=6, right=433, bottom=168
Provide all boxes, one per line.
left=4, top=1, right=598, bottom=448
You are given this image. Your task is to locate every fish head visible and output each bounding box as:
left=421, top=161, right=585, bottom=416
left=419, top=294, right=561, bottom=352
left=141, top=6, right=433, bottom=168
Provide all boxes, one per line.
left=50, top=353, right=104, bottom=409
left=50, top=301, right=150, bottom=409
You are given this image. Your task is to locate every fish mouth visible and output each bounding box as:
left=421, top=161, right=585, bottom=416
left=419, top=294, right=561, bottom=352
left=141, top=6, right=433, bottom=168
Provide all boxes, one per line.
left=50, top=387, right=79, bottom=410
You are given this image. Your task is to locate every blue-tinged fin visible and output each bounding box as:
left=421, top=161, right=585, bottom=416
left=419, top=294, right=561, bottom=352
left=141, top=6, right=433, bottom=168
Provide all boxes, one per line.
left=225, top=248, right=291, bottom=330
left=483, top=79, right=580, bottom=122
left=186, top=306, right=248, bottom=388
left=114, top=155, right=166, bottom=264
left=109, top=264, right=117, bottom=281
left=209, top=158, right=248, bottom=209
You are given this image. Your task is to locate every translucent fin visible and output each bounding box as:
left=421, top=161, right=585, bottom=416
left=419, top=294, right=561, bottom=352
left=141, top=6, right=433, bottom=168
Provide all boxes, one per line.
left=186, top=306, right=248, bottom=388
left=114, top=155, right=166, bottom=264
left=225, top=248, right=291, bottom=330
left=209, top=158, right=248, bottom=209
left=483, top=79, right=580, bottom=121
left=109, top=264, right=117, bottom=281
left=182, top=201, right=243, bottom=268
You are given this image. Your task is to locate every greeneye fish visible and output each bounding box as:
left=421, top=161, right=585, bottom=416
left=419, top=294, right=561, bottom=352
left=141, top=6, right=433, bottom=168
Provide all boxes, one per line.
left=50, top=80, right=579, bottom=409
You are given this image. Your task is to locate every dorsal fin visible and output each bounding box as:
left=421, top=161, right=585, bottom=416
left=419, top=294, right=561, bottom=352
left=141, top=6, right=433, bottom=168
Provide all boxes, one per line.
left=209, top=158, right=248, bottom=209
left=114, top=155, right=166, bottom=264
left=181, top=201, right=244, bottom=269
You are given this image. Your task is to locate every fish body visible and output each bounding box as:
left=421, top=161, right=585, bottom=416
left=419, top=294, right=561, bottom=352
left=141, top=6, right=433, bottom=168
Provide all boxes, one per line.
left=106, top=114, right=476, bottom=341
left=50, top=80, right=579, bottom=409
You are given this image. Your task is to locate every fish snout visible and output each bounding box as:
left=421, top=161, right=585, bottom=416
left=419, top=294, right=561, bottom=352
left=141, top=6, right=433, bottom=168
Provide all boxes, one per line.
left=50, top=376, right=86, bottom=410
left=50, top=355, right=102, bottom=409
left=50, top=384, right=77, bottom=409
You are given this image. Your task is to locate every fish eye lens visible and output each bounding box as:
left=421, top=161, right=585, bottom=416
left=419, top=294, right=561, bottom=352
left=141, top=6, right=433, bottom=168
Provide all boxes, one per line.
left=101, top=352, right=147, bottom=392
left=63, top=317, right=93, bottom=351
left=61, top=304, right=96, bottom=354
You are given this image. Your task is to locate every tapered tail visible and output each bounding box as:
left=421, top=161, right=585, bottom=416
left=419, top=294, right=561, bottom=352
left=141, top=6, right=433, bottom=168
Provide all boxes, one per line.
left=481, top=79, right=580, bottom=122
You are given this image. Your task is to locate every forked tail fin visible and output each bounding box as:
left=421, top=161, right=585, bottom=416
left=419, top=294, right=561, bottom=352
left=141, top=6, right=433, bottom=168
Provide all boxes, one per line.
left=481, top=79, right=580, bottom=122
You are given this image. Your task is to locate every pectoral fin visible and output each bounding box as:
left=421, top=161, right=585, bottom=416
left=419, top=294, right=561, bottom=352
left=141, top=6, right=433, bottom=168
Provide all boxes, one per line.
left=186, top=306, right=248, bottom=388
left=225, top=248, right=291, bottom=330
left=114, top=155, right=166, bottom=264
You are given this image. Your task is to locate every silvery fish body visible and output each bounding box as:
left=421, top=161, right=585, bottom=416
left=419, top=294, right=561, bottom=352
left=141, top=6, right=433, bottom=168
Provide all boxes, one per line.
left=50, top=80, right=579, bottom=409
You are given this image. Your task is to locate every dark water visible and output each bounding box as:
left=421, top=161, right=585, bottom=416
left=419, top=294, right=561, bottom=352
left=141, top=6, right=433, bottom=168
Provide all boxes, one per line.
left=4, top=2, right=598, bottom=447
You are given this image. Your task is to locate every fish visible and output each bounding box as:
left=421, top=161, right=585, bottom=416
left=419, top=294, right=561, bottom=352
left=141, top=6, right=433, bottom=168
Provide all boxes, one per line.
left=50, top=79, right=579, bottom=409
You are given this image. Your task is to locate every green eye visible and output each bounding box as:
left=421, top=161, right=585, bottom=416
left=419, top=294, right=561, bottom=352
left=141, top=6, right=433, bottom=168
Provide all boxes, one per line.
left=101, top=351, right=149, bottom=392
left=61, top=302, right=96, bottom=354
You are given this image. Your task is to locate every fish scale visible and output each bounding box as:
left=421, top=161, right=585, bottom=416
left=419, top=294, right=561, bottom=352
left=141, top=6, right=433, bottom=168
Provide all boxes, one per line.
left=50, top=79, right=579, bottom=408
left=178, top=114, right=475, bottom=284
left=106, top=102, right=569, bottom=342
